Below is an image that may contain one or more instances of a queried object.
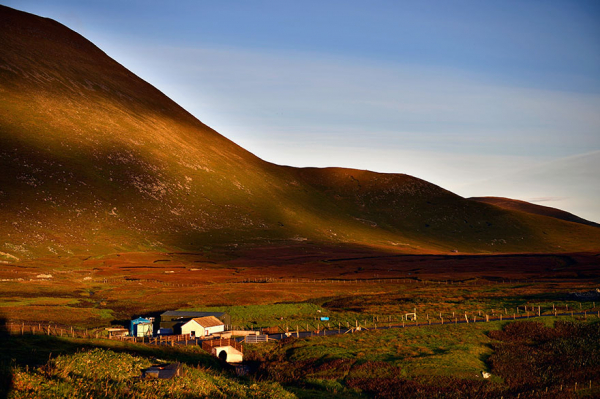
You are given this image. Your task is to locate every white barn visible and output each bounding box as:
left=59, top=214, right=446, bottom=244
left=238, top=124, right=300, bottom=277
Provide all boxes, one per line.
left=181, top=316, right=224, bottom=337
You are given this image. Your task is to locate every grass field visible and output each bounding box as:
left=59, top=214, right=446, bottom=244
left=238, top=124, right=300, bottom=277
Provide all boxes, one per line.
left=1, top=251, right=600, bottom=397
left=2, top=317, right=598, bottom=398
left=2, top=250, right=599, bottom=327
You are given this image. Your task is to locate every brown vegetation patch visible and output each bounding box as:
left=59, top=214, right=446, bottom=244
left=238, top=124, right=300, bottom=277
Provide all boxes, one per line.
left=488, top=321, right=600, bottom=390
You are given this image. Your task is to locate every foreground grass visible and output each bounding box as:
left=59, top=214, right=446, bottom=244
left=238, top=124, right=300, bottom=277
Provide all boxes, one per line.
left=8, top=349, right=294, bottom=399
left=0, top=335, right=295, bottom=399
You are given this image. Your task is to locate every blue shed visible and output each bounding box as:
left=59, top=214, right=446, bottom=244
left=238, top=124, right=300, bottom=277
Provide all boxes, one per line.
left=131, top=317, right=153, bottom=337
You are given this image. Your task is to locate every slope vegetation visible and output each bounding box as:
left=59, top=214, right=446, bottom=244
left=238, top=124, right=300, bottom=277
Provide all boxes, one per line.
left=470, top=197, right=599, bottom=228
left=1, top=5, right=599, bottom=260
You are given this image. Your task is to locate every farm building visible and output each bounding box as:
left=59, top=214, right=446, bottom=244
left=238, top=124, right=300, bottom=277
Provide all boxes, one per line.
left=130, top=317, right=153, bottom=337
left=157, top=327, right=173, bottom=336
left=159, top=310, right=230, bottom=333
left=181, top=316, right=225, bottom=337
left=105, top=327, right=129, bottom=338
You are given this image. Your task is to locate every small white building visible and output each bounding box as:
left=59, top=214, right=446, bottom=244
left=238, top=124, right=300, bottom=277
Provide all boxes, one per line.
left=213, top=345, right=243, bottom=363
left=181, top=316, right=225, bottom=337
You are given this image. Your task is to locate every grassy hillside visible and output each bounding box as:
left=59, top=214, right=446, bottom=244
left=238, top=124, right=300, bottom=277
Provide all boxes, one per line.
left=470, top=197, right=600, bottom=228
left=1, top=5, right=599, bottom=261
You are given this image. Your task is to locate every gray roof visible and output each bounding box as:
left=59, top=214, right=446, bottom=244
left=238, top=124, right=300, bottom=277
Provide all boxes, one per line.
left=161, top=311, right=226, bottom=318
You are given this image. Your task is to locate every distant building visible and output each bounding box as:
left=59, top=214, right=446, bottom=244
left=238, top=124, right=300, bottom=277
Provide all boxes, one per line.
left=105, top=327, right=129, bottom=338
left=157, top=327, right=173, bottom=336
left=130, top=317, right=153, bottom=337
left=159, top=311, right=230, bottom=333
left=181, top=316, right=225, bottom=337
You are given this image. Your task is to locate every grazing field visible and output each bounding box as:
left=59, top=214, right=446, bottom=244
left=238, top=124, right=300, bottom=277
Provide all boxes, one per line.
left=246, top=318, right=600, bottom=398
left=1, top=248, right=598, bottom=327
left=1, top=250, right=600, bottom=397
left=1, top=318, right=598, bottom=398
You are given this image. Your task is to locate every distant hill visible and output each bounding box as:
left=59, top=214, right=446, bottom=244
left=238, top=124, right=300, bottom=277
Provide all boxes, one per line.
left=1, top=5, right=599, bottom=261
left=470, top=197, right=600, bottom=228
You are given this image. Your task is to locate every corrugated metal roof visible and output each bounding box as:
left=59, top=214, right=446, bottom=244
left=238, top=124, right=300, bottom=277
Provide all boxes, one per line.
left=190, top=316, right=224, bottom=328
left=161, top=311, right=225, bottom=318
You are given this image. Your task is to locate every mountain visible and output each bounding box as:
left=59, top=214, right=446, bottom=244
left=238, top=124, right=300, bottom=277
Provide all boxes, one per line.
left=470, top=197, right=600, bottom=228
left=1, top=5, right=599, bottom=261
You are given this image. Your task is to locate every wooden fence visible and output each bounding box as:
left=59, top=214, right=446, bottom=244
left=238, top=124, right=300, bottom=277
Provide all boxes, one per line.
left=95, top=276, right=569, bottom=288
left=3, top=302, right=598, bottom=349
left=4, top=321, right=104, bottom=339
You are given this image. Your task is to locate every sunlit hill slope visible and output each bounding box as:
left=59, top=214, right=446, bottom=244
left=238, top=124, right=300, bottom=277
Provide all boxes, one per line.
left=470, top=197, right=600, bottom=228
left=1, top=5, right=599, bottom=261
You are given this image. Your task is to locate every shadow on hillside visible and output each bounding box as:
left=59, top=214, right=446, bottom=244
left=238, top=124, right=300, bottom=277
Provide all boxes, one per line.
left=0, top=313, right=224, bottom=397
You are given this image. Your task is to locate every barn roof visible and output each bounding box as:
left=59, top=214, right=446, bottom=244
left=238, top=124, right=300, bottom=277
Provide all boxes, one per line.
left=161, top=311, right=225, bottom=318
left=190, top=316, right=223, bottom=328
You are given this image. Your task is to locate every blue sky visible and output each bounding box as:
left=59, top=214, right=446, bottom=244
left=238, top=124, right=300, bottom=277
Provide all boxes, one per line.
left=4, top=0, right=600, bottom=221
